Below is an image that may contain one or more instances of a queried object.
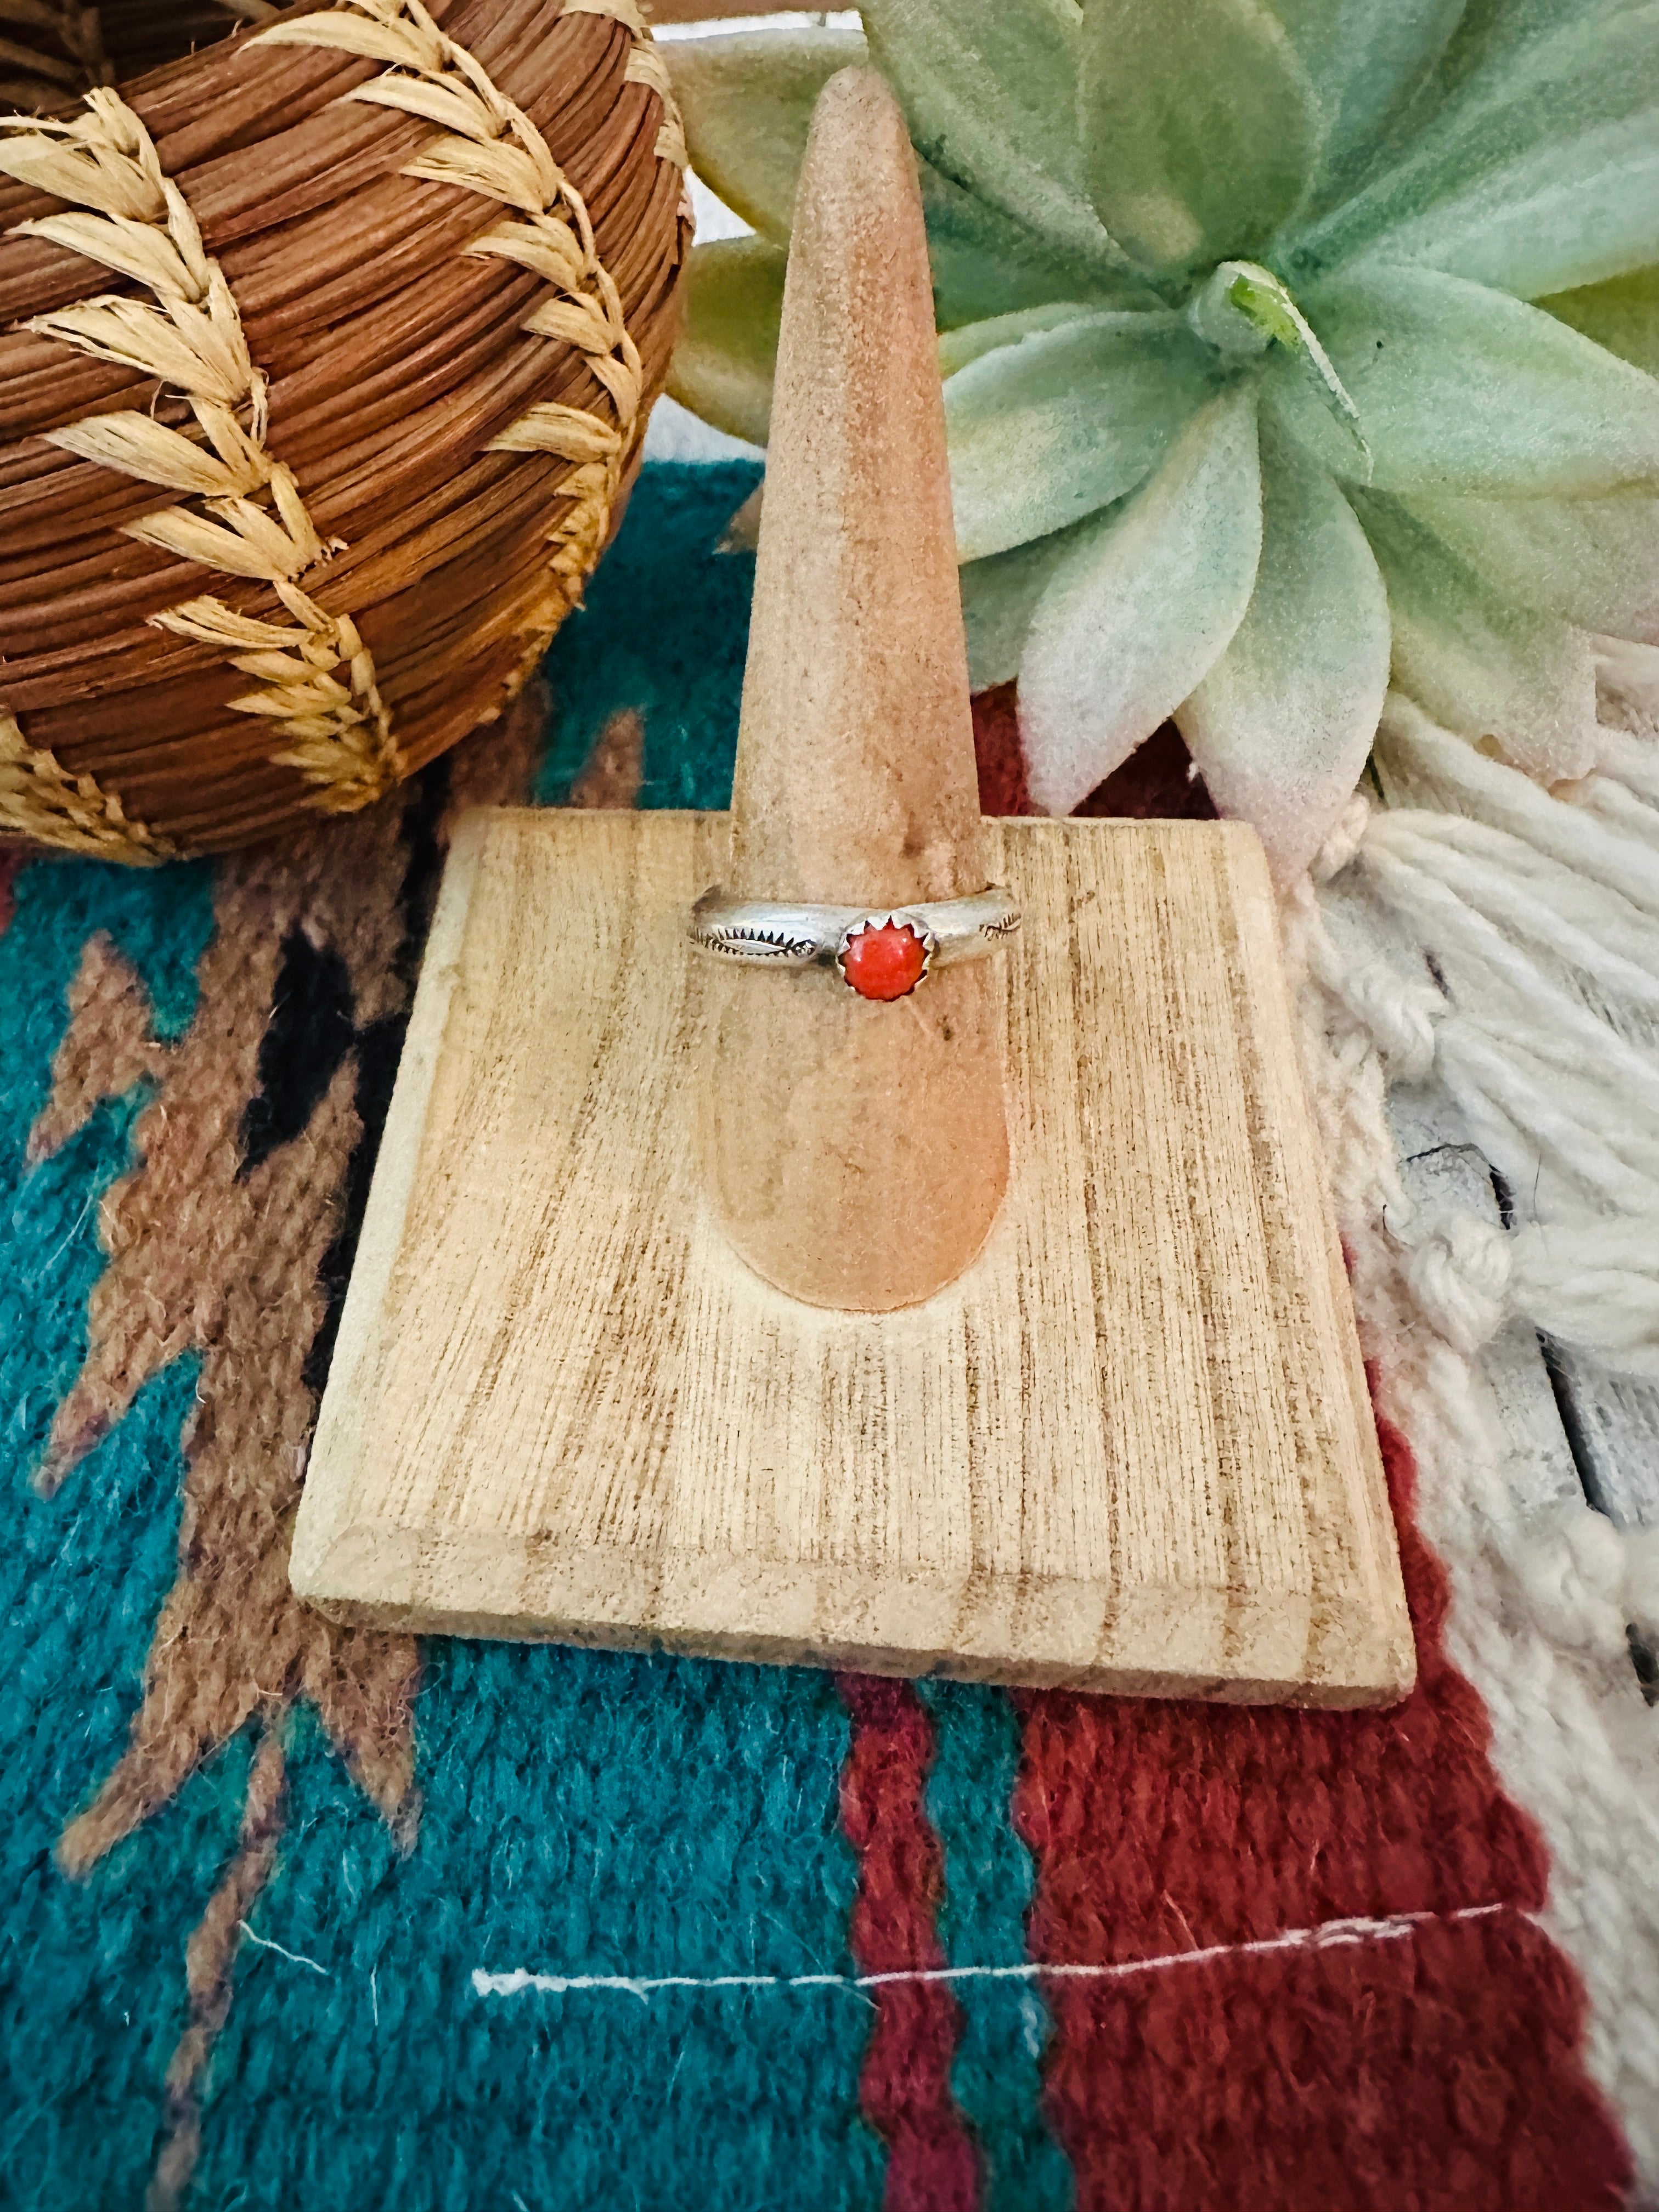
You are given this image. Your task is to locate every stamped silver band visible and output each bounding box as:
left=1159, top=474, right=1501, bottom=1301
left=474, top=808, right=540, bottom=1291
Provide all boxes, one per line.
left=690, top=883, right=1019, bottom=995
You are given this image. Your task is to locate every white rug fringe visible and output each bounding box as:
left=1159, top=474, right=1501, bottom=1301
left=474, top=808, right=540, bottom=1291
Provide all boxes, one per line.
left=1291, top=732, right=1659, bottom=2188
left=1317, top=696, right=1659, bottom=1386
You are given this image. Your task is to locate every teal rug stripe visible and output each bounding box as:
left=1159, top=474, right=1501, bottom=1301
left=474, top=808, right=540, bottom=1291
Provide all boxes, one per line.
left=539, top=460, right=761, bottom=811
left=193, top=1647, right=886, bottom=2211
left=1, top=855, right=215, bottom=1482
left=0, top=1353, right=244, bottom=2212
left=1, top=860, right=227, bottom=2210
left=915, top=1681, right=1074, bottom=2211
left=5, top=854, right=216, bottom=1052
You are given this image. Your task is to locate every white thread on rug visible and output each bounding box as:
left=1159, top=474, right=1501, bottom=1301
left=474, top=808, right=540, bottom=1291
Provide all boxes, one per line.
left=471, top=1902, right=1515, bottom=2003
left=1289, top=825, right=1659, bottom=2190
left=236, top=1922, right=332, bottom=1977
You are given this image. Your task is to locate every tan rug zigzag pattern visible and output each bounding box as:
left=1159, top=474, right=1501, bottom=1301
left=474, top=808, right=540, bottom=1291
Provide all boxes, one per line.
left=24, top=689, right=551, bottom=2206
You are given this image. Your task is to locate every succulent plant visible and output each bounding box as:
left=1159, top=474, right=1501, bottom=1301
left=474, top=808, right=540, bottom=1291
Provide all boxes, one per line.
left=665, top=0, right=1659, bottom=878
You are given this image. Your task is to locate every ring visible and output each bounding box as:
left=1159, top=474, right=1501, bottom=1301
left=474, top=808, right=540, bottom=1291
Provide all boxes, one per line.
left=690, top=884, right=1020, bottom=1001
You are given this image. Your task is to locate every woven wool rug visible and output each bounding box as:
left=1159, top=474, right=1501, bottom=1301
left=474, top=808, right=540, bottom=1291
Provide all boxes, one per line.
left=3, top=459, right=1651, bottom=2210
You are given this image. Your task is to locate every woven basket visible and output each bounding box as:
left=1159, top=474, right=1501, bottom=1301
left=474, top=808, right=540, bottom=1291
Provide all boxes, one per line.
left=0, top=0, right=689, bottom=861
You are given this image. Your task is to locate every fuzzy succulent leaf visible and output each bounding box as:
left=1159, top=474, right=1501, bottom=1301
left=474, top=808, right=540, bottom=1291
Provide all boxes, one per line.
left=937, top=304, right=1105, bottom=377
left=664, top=0, right=1659, bottom=863
left=1176, top=425, right=1389, bottom=882
left=1265, top=266, right=1659, bottom=495
left=1272, top=0, right=1467, bottom=211
left=1358, top=490, right=1600, bottom=782
left=666, top=26, right=1142, bottom=330
left=959, top=517, right=1096, bottom=691
left=665, top=237, right=785, bottom=447
left=1019, top=388, right=1263, bottom=812
left=944, top=309, right=1212, bottom=560
left=861, top=0, right=1126, bottom=274
left=1079, top=0, right=1319, bottom=276
left=1404, top=487, right=1659, bottom=646
left=1285, top=2, right=1659, bottom=298
left=1189, top=260, right=1371, bottom=465
left=665, top=27, right=866, bottom=246
left=1420, top=0, right=1643, bottom=121
left=1541, top=267, right=1659, bottom=380
left=1314, top=0, right=1631, bottom=199
left=920, top=166, right=1154, bottom=326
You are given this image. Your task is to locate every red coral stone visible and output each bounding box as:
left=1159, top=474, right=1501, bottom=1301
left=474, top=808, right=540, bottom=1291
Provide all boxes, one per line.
left=841, top=919, right=928, bottom=1001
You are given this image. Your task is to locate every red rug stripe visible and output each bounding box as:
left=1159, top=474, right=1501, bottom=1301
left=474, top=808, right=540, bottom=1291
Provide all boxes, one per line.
left=971, top=686, right=1216, bottom=822
left=837, top=1673, right=980, bottom=2212
left=1039, top=1911, right=1620, bottom=2211
left=1013, top=1406, right=1632, bottom=2208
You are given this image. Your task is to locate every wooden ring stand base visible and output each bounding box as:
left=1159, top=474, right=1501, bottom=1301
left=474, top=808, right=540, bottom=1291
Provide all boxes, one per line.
left=290, top=805, right=1415, bottom=1707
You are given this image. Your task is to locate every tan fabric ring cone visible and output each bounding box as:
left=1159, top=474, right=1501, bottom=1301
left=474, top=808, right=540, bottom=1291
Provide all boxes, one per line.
left=0, top=0, right=688, bottom=861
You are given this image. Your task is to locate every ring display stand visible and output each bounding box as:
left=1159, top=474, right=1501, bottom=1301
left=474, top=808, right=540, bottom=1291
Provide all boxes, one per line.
left=290, top=71, right=1414, bottom=1708
left=292, top=803, right=1413, bottom=1702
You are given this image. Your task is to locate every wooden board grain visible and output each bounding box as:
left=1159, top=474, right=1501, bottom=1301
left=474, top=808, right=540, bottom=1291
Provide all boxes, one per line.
left=291, top=809, right=1415, bottom=1705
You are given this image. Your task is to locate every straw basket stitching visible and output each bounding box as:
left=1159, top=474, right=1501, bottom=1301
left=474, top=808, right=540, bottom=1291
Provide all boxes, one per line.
left=256, top=0, right=680, bottom=672
left=0, top=0, right=687, bottom=860
left=0, top=703, right=176, bottom=860
left=3, top=86, right=398, bottom=823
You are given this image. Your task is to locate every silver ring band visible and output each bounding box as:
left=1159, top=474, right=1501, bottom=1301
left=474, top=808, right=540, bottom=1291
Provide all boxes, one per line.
left=690, top=884, right=1019, bottom=998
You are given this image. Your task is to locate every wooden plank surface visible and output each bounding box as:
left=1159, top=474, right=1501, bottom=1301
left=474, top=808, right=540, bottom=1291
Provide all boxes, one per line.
left=291, top=808, right=1415, bottom=1705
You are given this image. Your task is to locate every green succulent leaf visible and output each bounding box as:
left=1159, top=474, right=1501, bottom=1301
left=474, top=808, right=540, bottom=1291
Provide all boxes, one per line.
left=1188, top=259, right=1370, bottom=465
left=1272, top=0, right=1466, bottom=210
left=938, top=303, right=1106, bottom=377
left=1356, top=490, right=1601, bottom=782
left=1265, top=266, right=1659, bottom=495
left=1019, top=387, right=1264, bottom=812
left=1189, top=262, right=1301, bottom=357
left=666, top=27, right=867, bottom=246
left=1284, top=2, right=1659, bottom=299
left=665, top=23, right=1146, bottom=326
left=921, top=165, right=1155, bottom=327
left=659, top=0, right=1659, bottom=876
left=960, top=517, right=1097, bottom=691
left=945, top=309, right=1212, bottom=560
left=1079, top=0, right=1319, bottom=277
left=861, top=0, right=1127, bottom=275
left=1404, top=488, right=1659, bottom=645
left=1425, top=0, right=1643, bottom=114
left=664, top=236, right=786, bottom=448
left=1176, top=424, right=1389, bottom=882
left=1539, top=267, right=1659, bottom=380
